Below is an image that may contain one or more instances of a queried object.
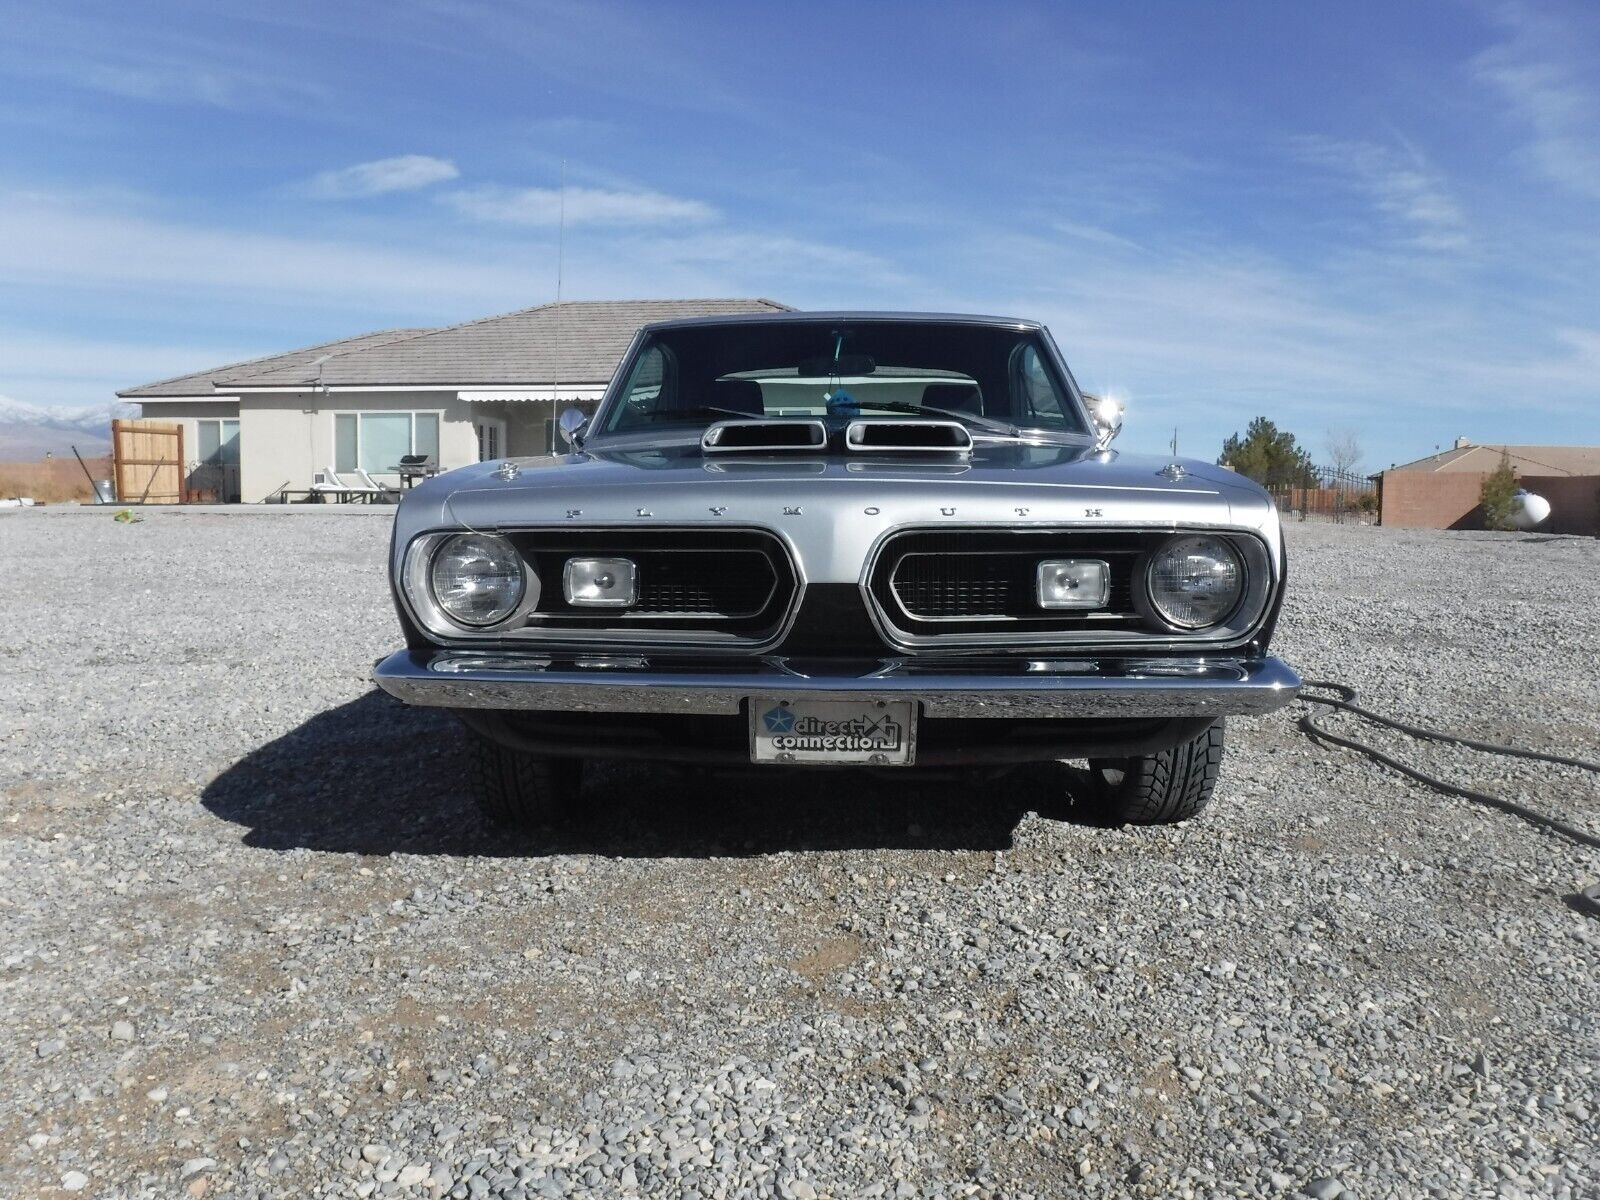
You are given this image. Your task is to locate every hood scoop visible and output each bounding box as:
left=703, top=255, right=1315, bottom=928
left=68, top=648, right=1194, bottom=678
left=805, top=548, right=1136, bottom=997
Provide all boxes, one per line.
left=846, top=419, right=973, bottom=455
left=701, top=419, right=827, bottom=454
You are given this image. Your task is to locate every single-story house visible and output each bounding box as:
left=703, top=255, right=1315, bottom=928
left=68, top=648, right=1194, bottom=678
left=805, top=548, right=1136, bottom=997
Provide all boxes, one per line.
left=1374, top=437, right=1600, bottom=534
left=118, top=297, right=790, bottom=503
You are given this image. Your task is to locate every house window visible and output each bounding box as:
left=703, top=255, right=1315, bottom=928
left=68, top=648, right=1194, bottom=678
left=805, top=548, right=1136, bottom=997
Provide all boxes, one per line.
left=197, top=418, right=240, bottom=466
left=333, top=412, right=441, bottom=475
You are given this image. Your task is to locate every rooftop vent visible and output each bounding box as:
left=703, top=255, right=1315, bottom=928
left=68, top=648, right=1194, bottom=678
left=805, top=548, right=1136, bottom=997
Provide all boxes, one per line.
left=845, top=419, right=973, bottom=455
left=701, top=419, right=827, bottom=454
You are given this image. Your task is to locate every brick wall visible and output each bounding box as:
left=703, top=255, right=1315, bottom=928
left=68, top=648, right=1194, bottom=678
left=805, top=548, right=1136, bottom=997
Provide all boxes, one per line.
left=1379, top=470, right=1600, bottom=535
left=1523, top=475, right=1600, bottom=536
left=1377, top=471, right=1485, bottom=529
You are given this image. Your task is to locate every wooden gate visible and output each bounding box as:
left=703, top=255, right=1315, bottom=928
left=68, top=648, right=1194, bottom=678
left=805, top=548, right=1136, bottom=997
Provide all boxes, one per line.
left=112, top=419, right=186, bottom=504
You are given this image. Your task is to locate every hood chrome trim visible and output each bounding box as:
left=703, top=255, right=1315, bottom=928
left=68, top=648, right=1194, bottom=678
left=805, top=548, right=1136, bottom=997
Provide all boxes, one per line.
left=701, top=418, right=827, bottom=454
left=845, top=419, right=973, bottom=455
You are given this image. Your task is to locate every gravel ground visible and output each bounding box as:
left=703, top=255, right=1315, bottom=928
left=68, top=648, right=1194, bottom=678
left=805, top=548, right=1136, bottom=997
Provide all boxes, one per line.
left=1, top=508, right=1596, bottom=1200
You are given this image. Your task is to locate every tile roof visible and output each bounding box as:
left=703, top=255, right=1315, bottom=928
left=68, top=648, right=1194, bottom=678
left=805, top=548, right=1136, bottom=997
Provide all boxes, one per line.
left=116, top=328, right=432, bottom=398
left=1383, top=443, right=1600, bottom=477
left=213, top=298, right=793, bottom=390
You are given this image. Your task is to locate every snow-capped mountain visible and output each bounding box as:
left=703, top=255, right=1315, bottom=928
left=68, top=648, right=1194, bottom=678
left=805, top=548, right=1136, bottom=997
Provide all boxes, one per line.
left=0, top=396, right=134, bottom=459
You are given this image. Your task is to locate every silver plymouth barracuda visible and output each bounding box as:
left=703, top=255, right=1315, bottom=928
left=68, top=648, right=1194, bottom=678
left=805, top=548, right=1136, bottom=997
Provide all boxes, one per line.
left=374, top=313, right=1300, bottom=827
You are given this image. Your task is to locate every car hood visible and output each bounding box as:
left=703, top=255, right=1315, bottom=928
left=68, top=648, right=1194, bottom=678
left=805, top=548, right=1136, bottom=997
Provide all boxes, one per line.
left=395, top=442, right=1280, bottom=583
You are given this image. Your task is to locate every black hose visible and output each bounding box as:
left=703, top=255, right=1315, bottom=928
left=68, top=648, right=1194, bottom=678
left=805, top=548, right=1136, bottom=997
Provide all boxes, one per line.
left=1297, top=680, right=1600, bottom=851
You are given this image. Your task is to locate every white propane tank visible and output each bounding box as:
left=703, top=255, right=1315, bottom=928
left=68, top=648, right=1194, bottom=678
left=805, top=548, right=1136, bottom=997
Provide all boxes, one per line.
left=1511, top=489, right=1551, bottom=530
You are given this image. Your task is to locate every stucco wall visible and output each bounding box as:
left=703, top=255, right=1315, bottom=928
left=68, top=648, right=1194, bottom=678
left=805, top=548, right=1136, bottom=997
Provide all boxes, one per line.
left=238, top=390, right=477, bottom=502
left=133, top=399, right=241, bottom=462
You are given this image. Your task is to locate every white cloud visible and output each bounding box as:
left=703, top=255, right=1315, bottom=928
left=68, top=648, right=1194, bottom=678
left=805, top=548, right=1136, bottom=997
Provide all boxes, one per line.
left=1291, top=136, right=1470, bottom=252
left=1473, top=5, right=1600, bottom=199
left=1051, top=220, right=1146, bottom=253
left=0, top=7, right=332, bottom=114
left=445, top=185, right=717, bottom=227
left=306, top=155, right=461, bottom=200
left=0, top=190, right=545, bottom=312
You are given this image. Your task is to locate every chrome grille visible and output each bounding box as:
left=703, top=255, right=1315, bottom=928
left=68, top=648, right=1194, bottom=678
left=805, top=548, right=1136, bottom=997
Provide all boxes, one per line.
left=507, top=528, right=795, bottom=640
left=626, top=550, right=775, bottom=616
left=893, top=550, right=1137, bottom=619
left=866, top=526, right=1274, bottom=652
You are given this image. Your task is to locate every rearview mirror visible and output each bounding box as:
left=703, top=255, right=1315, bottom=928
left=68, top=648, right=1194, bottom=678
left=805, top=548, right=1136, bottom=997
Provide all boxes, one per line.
left=558, top=407, right=588, bottom=449
left=1087, top=394, right=1123, bottom=449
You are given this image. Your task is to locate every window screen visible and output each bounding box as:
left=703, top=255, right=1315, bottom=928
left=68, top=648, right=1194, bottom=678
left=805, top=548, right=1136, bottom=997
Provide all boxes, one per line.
left=358, top=413, right=411, bottom=475
left=414, top=413, right=440, bottom=461
left=198, top=420, right=221, bottom=465
left=334, top=414, right=358, bottom=473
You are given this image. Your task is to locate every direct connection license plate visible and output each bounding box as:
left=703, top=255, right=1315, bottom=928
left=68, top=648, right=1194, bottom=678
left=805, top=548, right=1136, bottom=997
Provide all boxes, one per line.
left=748, top=698, right=916, bottom=766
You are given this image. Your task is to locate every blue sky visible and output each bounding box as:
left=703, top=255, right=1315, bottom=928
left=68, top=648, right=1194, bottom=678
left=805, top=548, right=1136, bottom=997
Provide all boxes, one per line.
left=1, top=0, right=1596, bottom=467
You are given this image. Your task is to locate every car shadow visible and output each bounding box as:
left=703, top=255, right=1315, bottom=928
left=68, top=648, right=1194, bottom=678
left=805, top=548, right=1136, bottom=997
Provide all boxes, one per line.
left=200, top=690, right=1108, bottom=858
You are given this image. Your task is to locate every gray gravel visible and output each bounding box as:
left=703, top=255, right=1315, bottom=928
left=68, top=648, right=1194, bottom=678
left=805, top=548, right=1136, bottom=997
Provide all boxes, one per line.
left=2, top=508, right=1597, bottom=1199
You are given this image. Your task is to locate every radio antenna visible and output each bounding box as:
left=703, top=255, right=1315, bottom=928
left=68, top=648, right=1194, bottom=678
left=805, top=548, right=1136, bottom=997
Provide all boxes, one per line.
left=555, top=158, right=566, bottom=306
left=549, top=159, right=567, bottom=453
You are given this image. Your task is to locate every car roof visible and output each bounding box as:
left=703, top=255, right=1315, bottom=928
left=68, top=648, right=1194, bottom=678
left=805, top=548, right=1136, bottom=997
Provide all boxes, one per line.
left=637, top=310, right=1044, bottom=333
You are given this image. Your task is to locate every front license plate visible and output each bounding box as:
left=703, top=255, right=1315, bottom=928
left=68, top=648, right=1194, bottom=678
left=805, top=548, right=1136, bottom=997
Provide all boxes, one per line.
left=749, top=697, right=916, bottom=766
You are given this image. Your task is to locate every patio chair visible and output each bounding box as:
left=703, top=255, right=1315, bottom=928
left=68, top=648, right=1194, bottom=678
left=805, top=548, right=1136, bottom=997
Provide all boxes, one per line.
left=317, top=468, right=385, bottom=503
left=354, top=468, right=401, bottom=503
left=308, top=471, right=346, bottom=503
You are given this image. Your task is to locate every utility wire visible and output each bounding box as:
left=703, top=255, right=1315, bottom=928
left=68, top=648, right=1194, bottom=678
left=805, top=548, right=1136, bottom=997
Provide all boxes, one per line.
left=1297, top=680, right=1600, bottom=851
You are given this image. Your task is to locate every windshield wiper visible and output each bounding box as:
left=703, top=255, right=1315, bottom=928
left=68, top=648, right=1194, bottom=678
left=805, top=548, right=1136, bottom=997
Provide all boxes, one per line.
left=636, top=405, right=768, bottom=422
left=854, top=401, right=1021, bottom=437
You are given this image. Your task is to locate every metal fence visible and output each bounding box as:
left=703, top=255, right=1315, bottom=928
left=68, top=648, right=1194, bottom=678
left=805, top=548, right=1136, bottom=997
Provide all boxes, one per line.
left=1267, top=466, right=1377, bottom=523
left=184, top=461, right=241, bottom=504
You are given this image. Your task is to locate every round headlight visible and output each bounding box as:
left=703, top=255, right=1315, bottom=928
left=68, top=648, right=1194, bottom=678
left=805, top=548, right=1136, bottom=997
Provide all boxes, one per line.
left=429, top=533, right=526, bottom=627
left=1146, top=535, right=1243, bottom=629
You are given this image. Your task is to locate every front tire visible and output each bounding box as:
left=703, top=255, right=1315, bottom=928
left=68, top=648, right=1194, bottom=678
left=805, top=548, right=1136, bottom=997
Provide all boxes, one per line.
left=1088, top=720, right=1225, bottom=825
left=470, top=736, right=582, bottom=828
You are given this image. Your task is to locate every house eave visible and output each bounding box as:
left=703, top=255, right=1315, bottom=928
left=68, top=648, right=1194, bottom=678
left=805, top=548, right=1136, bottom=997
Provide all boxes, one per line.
left=123, top=394, right=242, bottom=404
left=223, top=381, right=611, bottom=394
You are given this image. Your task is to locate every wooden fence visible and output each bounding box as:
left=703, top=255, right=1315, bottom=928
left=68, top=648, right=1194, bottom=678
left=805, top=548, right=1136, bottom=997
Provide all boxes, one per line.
left=112, top=419, right=186, bottom=504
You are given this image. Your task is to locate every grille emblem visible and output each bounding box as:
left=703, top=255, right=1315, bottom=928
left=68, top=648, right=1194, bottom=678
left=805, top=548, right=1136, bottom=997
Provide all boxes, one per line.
left=941, top=506, right=956, bottom=516
left=566, top=508, right=582, bottom=518
left=783, top=506, right=802, bottom=515
left=637, top=508, right=653, bottom=517
left=1085, top=507, right=1102, bottom=517
left=1015, top=507, right=1030, bottom=516
left=864, top=506, right=880, bottom=515
left=708, top=506, right=727, bottom=516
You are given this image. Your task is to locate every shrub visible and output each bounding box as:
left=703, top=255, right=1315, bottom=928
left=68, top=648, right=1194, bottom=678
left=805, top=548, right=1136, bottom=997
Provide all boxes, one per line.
left=1479, top=452, right=1520, bottom=531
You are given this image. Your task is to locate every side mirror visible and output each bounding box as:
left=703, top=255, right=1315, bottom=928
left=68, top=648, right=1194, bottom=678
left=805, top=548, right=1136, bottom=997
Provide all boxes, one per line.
left=557, top=406, right=589, bottom=449
left=1087, top=394, right=1123, bottom=449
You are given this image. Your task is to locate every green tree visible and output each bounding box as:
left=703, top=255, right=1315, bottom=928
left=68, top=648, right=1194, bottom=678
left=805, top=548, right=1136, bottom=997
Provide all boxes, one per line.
left=1478, top=451, right=1519, bottom=531
left=1218, top=418, right=1318, bottom=488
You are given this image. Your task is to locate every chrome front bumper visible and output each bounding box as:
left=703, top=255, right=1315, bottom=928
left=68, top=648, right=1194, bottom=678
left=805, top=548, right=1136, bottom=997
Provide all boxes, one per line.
left=373, top=650, right=1300, bottom=720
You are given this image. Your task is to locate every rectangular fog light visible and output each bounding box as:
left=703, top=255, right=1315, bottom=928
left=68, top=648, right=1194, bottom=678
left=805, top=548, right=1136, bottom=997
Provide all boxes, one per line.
left=563, top=557, right=637, bottom=607
left=1036, top=559, right=1109, bottom=609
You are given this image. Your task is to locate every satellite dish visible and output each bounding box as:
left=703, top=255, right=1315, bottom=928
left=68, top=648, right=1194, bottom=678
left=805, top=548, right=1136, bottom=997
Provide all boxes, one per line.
left=1511, top=489, right=1551, bottom=530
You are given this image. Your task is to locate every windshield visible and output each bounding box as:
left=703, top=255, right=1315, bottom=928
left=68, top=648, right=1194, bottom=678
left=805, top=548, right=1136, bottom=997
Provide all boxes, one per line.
left=598, top=320, right=1088, bottom=439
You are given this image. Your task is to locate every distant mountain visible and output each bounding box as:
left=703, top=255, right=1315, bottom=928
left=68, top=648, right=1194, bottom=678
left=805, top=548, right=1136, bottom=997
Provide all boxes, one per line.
left=0, top=397, right=133, bottom=460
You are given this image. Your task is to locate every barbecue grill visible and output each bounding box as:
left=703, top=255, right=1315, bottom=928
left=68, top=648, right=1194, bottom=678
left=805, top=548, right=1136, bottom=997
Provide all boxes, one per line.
left=396, top=454, right=438, bottom=488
